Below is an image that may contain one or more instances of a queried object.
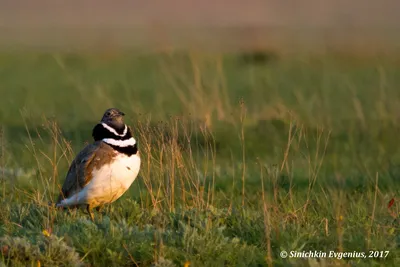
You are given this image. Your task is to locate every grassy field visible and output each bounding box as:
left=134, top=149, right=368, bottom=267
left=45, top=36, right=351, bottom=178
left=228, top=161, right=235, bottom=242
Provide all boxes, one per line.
left=0, top=49, right=399, bottom=266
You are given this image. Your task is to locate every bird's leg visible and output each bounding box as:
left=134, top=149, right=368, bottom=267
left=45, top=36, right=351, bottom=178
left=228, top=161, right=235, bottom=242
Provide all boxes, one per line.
left=95, top=205, right=105, bottom=221
left=96, top=205, right=104, bottom=213
left=87, top=205, right=95, bottom=221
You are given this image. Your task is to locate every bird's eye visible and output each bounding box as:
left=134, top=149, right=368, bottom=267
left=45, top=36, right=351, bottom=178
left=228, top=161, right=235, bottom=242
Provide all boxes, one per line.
left=106, top=112, right=111, bottom=116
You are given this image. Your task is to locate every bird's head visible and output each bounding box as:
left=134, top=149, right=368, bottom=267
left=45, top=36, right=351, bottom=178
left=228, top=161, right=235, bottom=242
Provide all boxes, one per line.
left=101, top=108, right=125, bottom=129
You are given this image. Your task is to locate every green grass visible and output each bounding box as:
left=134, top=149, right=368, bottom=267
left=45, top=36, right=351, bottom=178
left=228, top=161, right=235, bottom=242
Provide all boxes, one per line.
left=0, top=49, right=399, bottom=266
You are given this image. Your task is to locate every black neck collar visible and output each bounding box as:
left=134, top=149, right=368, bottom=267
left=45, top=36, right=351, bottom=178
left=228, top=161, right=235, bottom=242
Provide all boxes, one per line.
left=92, top=123, right=138, bottom=156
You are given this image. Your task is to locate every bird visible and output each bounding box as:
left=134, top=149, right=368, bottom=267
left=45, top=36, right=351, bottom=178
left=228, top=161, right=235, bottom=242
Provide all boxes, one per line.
left=56, top=108, right=141, bottom=220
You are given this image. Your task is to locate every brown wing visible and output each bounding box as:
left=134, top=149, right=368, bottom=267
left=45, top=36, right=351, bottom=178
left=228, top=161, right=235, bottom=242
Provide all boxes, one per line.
left=56, top=141, right=115, bottom=203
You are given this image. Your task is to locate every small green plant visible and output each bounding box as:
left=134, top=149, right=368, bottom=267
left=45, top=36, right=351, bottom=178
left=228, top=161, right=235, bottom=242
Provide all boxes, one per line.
left=0, top=235, right=82, bottom=267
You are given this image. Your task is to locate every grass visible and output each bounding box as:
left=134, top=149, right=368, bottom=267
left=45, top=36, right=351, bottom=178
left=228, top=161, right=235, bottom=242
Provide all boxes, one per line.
left=0, top=49, right=399, bottom=266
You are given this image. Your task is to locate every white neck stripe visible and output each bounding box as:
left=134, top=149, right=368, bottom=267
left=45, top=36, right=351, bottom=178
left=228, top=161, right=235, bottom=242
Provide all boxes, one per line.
left=103, top=137, right=136, bottom=147
left=101, top=123, right=127, bottom=137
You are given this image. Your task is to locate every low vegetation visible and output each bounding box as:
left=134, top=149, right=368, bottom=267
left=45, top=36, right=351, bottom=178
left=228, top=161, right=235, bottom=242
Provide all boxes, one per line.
left=0, top=50, right=399, bottom=266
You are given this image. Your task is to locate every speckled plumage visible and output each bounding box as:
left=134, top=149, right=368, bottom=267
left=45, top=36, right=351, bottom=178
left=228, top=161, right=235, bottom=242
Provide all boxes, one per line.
left=56, top=108, right=140, bottom=220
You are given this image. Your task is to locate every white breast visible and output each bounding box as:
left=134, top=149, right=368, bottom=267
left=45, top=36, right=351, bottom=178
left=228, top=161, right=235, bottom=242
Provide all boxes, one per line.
left=59, top=153, right=141, bottom=207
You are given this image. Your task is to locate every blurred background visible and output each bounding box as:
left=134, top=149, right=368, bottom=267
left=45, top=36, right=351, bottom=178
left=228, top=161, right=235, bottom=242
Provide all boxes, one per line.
left=0, top=0, right=400, bottom=167
left=1, top=0, right=400, bottom=52
left=1, top=0, right=400, bottom=167
left=0, top=2, right=399, bottom=266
